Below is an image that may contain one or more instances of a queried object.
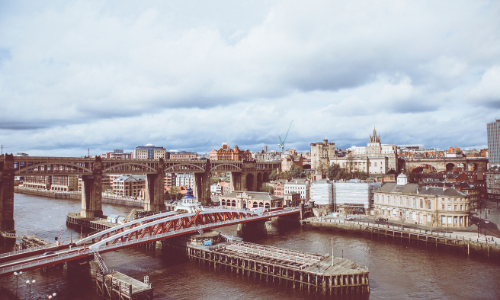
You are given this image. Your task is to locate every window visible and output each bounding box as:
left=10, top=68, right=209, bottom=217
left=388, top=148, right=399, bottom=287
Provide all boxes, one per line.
left=442, top=204, right=445, bottom=209
left=399, top=197, right=402, bottom=206
left=448, top=205, right=451, bottom=211
left=427, top=200, right=431, bottom=209
left=413, top=199, right=416, bottom=208
left=460, top=205, right=463, bottom=211
left=454, top=205, right=457, bottom=211
left=420, top=199, right=423, bottom=208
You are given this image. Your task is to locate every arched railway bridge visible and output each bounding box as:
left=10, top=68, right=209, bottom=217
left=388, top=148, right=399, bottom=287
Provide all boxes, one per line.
left=0, top=207, right=300, bottom=276
left=0, top=154, right=280, bottom=235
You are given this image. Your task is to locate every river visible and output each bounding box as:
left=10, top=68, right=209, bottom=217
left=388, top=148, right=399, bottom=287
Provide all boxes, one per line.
left=1, top=193, right=499, bottom=300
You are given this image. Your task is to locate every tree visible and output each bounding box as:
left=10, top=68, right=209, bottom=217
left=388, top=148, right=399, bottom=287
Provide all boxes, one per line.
left=210, top=177, right=220, bottom=185
left=269, top=170, right=278, bottom=181
left=290, top=165, right=302, bottom=179
left=261, top=183, right=274, bottom=194
left=169, top=186, right=181, bottom=200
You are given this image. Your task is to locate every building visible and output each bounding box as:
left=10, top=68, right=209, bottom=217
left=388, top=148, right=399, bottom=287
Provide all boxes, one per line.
left=281, top=150, right=304, bottom=172
left=347, top=128, right=398, bottom=172
left=253, top=150, right=282, bottom=162
left=50, top=175, right=79, bottom=191
left=329, top=156, right=388, bottom=175
left=209, top=143, right=253, bottom=161
left=284, top=179, right=310, bottom=201
left=310, top=179, right=333, bottom=207
left=310, top=139, right=336, bottom=174
left=176, top=173, right=194, bottom=187
left=169, top=151, right=197, bottom=160
left=373, top=174, right=471, bottom=227
left=486, top=167, right=500, bottom=203
left=211, top=182, right=222, bottom=195
left=220, top=191, right=283, bottom=209
left=273, top=181, right=285, bottom=198
left=262, top=145, right=269, bottom=152
left=165, top=173, right=177, bottom=188
left=112, top=175, right=146, bottom=198
left=103, top=149, right=132, bottom=159
left=284, top=192, right=301, bottom=207
left=22, top=176, right=50, bottom=189
left=333, top=180, right=381, bottom=215
left=487, top=119, right=500, bottom=167
left=133, top=144, right=166, bottom=159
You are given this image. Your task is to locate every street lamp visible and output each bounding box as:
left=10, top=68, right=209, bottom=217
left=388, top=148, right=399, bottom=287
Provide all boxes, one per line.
left=48, top=292, right=57, bottom=299
left=26, top=279, right=35, bottom=297
left=13, top=271, right=22, bottom=296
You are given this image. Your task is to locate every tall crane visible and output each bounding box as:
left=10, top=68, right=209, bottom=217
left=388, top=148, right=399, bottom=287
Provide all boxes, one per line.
left=278, top=120, right=294, bottom=156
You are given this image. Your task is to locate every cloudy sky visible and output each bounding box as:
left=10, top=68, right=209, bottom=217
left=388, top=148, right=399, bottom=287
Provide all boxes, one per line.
left=1, top=0, right=499, bottom=157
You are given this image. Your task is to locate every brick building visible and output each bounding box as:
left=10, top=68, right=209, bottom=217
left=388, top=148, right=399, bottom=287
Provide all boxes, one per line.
left=209, top=143, right=252, bottom=161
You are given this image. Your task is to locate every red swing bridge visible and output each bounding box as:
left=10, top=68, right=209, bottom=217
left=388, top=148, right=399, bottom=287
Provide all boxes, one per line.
left=0, top=207, right=300, bottom=276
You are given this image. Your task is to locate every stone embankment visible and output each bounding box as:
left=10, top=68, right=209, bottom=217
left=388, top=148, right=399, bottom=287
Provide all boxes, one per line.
left=302, top=217, right=500, bottom=259
left=14, top=187, right=144, bottom=208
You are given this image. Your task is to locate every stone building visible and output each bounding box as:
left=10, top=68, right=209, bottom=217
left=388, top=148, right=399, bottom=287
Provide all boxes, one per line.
left=329, top=156, right=388, bottom=175
left=348, top=128, right=398, bottom=172
left=220, top=191, right=283, bottom=209
left=310, top=139, right=336, bottom=175
left=373, top=174, right=471, bottom=227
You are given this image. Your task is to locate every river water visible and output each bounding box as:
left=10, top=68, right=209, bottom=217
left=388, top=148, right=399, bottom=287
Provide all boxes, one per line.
left=1, top=193, right=500, bottom=300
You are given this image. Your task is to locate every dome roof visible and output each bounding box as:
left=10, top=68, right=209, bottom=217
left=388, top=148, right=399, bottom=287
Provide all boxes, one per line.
left=397, top=173, right=407, bottom=178
left=145, top=143, right=154, bottom=147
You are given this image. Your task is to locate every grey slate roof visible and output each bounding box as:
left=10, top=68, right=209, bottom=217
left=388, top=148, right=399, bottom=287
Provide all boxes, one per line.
left=377, top=183, right=466, bottom=197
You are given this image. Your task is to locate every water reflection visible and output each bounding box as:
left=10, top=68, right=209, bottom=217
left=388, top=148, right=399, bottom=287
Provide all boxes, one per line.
left=1, top=194, right=499, bottom=300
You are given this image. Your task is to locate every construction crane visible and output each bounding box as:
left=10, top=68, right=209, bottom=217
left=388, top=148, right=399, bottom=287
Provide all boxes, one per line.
left=124, top=209, right=136, bottom=223
left=278, top=120, right=294, bottom=156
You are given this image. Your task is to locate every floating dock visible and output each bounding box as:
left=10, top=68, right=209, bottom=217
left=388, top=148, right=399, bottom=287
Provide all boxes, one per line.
left=96, top=271, right=153, bottom=300
left=187, top=240, right=369, bottom=295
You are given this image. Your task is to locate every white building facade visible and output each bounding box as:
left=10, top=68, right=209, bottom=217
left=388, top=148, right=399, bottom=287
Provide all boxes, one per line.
left=284, top=179, right=310, bottom=201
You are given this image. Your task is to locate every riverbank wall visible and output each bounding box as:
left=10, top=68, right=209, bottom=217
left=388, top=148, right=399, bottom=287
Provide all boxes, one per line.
left=302, top=217, right=500, bottom=260
left=14, top=187, right=144, bottom=208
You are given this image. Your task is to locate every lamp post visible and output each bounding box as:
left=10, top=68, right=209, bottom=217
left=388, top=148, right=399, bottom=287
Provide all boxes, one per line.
left=13, top=271, right=22, bottom=296
left=48, top=292, right=57, bottom=299
left=26, top=279, right=35, bottom=298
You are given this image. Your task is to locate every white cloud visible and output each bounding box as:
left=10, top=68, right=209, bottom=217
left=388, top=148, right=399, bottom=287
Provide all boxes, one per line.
left=0, top=0, right=499, bottom=155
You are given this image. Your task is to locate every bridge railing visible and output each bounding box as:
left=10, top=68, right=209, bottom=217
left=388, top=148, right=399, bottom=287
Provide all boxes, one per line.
left=0, top=243, right=57, bottom=259
left=0, top=248, right=92, bottom=274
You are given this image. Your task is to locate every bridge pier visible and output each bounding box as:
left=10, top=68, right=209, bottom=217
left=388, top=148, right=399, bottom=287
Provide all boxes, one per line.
left=144, top=158, right=166, bottom=212
left=0, top=154, right=15, bottom=237
left=194, top=172, right=211, bottom=206
left=81, top=157, right=103, bottom=218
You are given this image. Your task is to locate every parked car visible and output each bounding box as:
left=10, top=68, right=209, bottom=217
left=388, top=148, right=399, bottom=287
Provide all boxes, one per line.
left=345, top=216, right=355, bottom=221
left=376, top=217, right=388, bottom=222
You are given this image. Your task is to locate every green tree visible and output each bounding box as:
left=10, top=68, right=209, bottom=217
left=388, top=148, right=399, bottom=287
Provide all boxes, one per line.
left=269, top=170, right=278, bottom=181
left=290, top=165, right=302, bottom=179
left=261, top=183, right=274, bottom=194
left=169, top=186, right=181, bottom=200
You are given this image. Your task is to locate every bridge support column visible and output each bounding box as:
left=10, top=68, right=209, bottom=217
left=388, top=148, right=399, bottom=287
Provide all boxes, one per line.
left=0, top=154, right=15, bottom=234
left=144, top=158, right=166, bottom=212
left=194, top=172, right=211, bottom=206
left=230, top=172, right=241, bottom=192
left=81, top=157, right=103, bottom=219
